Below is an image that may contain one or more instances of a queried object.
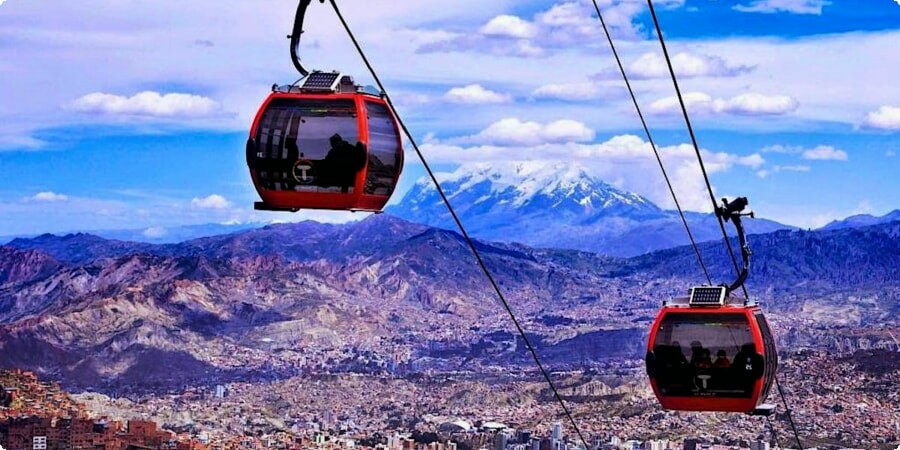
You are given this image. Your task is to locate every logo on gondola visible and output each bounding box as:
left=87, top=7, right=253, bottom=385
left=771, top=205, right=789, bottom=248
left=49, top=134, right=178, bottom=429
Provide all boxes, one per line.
left=694, top=372, right=713, bottom=391
left=292, top=159, right=315, bottom=184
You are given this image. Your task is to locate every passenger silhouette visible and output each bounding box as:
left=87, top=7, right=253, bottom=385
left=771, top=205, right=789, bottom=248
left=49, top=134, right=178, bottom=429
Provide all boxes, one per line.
left=689, top=341, right=706, bottom=367
left=713, top=349, right=731, bottom=368
left=670, top=341, right=688, bottom=367
left=733, top=343, right=765, bottom=393
left=695, top=348, right=713, bottom=369
left=322, top=133, right=367, bottom=193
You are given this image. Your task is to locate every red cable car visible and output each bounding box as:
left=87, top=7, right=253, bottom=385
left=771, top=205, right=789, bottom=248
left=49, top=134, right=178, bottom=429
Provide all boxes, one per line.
left=246, top=0, right=403, bottom=212
left=247, top=72, right=403, bottom=212
left=645, top=289, right=777, bottom=414
left=645, top=198, right=778, bottom=415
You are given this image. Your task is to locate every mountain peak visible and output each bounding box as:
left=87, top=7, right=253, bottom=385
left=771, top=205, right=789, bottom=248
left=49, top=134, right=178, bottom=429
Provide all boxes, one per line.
left=424, top=161, right=655, bottom=211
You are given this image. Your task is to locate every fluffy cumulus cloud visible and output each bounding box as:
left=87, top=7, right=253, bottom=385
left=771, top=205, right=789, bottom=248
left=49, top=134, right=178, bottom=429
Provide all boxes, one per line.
left=733, top=0, right=830, bottom=15
left=27, top=191, right=69, bottom=202
left=801, top=145, right=848, bottom=161
left=417, top=0, right=686, bottom=57
left=595, top=52, right=754, bottom=80
left=421, top=121, right=764, bottom=211
left=190, top=194, right=232, bottom=210
left=864, top=106, right=900, bottom=130
left=443, top=85, right=512, bottom=104
left=762, top=144, right=848, bottom=160
left=452, top=118, right=596, bottom=146
left=649, top=92, right=799, bottom=116
left=531, top=82, right=624, bottom=101
left=479, top=15, right=538, bottom=39
left=69, top=91, right=224, bottom=119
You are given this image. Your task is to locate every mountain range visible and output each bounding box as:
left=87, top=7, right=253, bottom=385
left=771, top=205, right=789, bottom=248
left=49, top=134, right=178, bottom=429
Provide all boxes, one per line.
left=387, top=162, right=793, bottom=256
left=822, top=209, right=900, bottom=230
left=4, top=166, right=896, bottom=258
left=1, top=214, right=897, bottom=390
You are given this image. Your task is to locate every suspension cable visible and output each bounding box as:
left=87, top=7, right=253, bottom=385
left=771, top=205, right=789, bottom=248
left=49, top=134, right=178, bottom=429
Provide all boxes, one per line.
left=326, top=1, right=591, bottom=448
left=775, top=376, right=803, bottom=449
left=645, top=1, right=805, bottom=446
left=644, top=0, right=748, bottom=299
left=766, top=415, right=781, bottom=449
left=590, top=0, right=711, bottom=285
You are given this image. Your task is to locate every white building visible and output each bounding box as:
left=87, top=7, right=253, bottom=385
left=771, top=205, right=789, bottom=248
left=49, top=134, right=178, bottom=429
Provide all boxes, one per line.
left=33, top=436, right=47, bottom=450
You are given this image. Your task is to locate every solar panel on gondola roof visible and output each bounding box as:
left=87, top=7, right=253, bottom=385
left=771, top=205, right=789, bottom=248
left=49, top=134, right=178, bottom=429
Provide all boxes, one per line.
left=689, top=286, right=726, bottom=306
left=301, top=71, right=341, bottom=91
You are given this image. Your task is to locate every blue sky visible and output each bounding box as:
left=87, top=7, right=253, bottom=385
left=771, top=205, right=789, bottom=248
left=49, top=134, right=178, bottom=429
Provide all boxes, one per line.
left=0, top=0, right=898, bottom=236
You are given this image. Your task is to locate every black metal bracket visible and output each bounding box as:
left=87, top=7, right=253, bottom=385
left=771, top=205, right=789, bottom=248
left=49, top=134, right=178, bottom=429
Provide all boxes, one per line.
left=289, top=0, right=327, bottom=77
left=716, top=197, right=754, bottom=296
left=254, top=202, right=299, bottom=213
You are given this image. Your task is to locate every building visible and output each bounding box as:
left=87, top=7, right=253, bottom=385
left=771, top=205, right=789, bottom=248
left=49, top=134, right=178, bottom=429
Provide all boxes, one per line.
left=494, top=432, right=509, bottom=450
left=33, top=436, right=47, bottom=450
left=551, top=423, right=562, bottom=445
left=749, top=441, right=770, bottom=450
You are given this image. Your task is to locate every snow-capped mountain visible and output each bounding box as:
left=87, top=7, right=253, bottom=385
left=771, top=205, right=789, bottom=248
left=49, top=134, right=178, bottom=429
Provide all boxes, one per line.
left=387, top=162, right=792, bottom=256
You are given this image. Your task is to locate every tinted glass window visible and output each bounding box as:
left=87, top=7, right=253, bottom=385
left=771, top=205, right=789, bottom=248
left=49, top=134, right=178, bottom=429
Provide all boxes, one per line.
left=755, top=312, right=778, bottom=401
left=364, top=101, right=401, bottom=195
left=251, top=98, right=365, bottom=193
left=651, top=313, right=761, bottom=398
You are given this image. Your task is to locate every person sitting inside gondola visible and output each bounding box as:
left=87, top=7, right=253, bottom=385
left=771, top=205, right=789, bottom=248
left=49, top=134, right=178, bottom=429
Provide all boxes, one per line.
left=690, top=341, right=712, bottom=369
left=733, top=343, right=765, bottom=393
left=713, top=349, right=731, bottom=368
left=670, top=341, right=688, bottom=367
left=651, top=341, right=691, bottom=395
left=320, top=133, right=367, bottom=193
left=697, top=349, right=713, bottom=369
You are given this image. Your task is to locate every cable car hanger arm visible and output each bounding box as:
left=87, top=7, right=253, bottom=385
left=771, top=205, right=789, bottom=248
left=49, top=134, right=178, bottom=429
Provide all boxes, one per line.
left=289, top=0, right=326, bottom=78
left=717, top=197, right=754, bottom=296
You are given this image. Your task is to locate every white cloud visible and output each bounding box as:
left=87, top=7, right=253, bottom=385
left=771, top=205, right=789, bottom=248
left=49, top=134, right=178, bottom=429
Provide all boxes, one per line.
left=597, top=52, right=754, bottom=80
left=760, top=144, right=847, bottom=161
left=755, top=164, right=810, bottom=178
left=761, top=144, right=800, bottom=154
left=417, top=0, right=678, bottom=57
left=479, top=15, right=538, bottom=39
left=27, top=191, right=69, bottom=202
left=531, top=82, right=622, bottom=101
left=863, top=106, right=900, bottom=130
left=452, top=118, right=595, bottom=146
left=733, top=0, right=830, bottom=15
left=190, top=194, right=232, bottom=210
left=648, top=92, right=799, bottom=116
left=0, top=135, right=46, bottom=151
left=801, top=145, right=848, bottom=161
left=69, top=91, right=223, bottom=119
left=722, top=93, right=799, bottom=115
left=142, top=226, right=168, bottom=239
left=738, top=153, right=766, bottom=169
left=444, top=85, right=512, bottom=104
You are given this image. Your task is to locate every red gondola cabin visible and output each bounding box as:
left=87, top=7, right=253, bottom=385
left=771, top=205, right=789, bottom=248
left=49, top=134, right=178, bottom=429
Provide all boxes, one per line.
left=247, top=71, right=403, bottom=212
left=645, top=286, right=777, bottom=415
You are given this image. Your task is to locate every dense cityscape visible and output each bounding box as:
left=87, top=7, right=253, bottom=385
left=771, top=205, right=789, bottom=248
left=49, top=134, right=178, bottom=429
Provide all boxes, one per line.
left=1, top=336, right=897, bottom=450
